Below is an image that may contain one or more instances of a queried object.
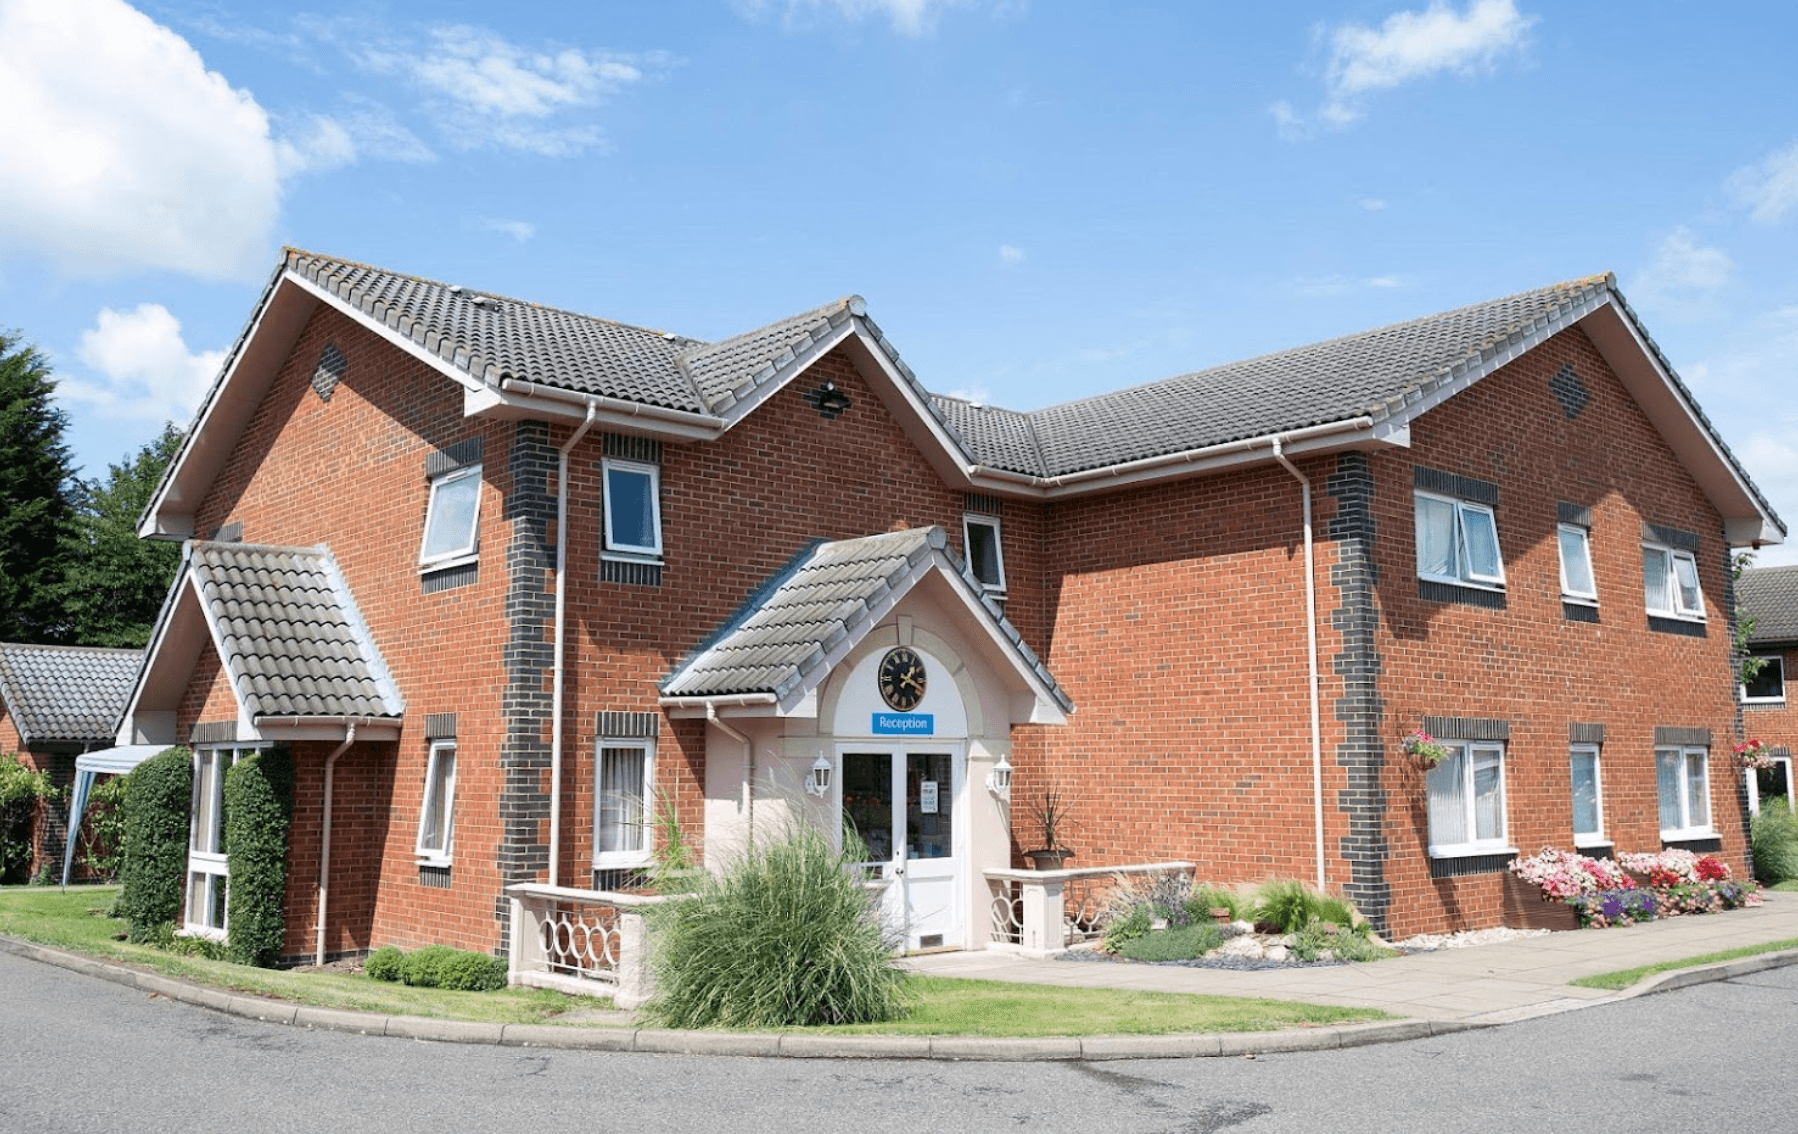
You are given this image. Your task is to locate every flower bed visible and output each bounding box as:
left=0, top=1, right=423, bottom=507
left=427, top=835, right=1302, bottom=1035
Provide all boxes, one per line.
left=1510, top=847, right=1761, bottom=930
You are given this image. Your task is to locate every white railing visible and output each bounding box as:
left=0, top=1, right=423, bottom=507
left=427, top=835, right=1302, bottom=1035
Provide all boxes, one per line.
left=506, top=883, right=667, bottom=1009
left=984, top=861, right=1194, bottom=956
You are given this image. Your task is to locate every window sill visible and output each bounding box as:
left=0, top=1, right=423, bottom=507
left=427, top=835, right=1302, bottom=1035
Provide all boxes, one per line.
left=1573, top=835, right=1609, bottom=850
left=1657, top=829, right=1714, bottom=844
left=602, top=550, right=663, bottom=565
left=1742, top=698, right=1787, bottom=706
left=416, top=853, right=453, bottom=868
left=419, top=554, right=478, bottom=574
left=593, top=854, right=652, bottom=871
left=1428, top=844, right=1518, bottom=860
left=1560, top=596, right=1598, bottom=608
left=179, top=925, right=227, bottom=942
left=1419, top=574, right=1505, bottom=593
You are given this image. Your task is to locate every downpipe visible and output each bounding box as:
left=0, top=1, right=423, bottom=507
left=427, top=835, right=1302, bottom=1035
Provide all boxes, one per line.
left=1271, top=436, right=1327, bottom=893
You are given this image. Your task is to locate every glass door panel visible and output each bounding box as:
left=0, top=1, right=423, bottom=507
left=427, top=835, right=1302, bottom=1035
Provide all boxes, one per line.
left=904, top=753, right=953, bottom=860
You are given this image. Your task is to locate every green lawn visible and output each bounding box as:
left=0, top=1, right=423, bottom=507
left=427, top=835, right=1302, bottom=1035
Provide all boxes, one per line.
left=1569, top=937, right=1798, bottom=991
left=2, top=885, right=1392, bottom=1036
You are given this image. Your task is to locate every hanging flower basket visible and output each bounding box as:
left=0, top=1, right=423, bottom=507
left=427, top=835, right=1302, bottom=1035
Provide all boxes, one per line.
left=1734, top=738, right=1774, bottom=770
left=1402, top=730, right=1449, bottom=768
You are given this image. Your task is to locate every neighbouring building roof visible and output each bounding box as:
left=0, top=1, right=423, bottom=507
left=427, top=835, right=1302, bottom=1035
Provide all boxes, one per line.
left=1740, top=565, right=1798, bottom=647
left=0, top=643, right=142, bottom=746
left=186, top=542, right=402, bottom=721
left=661, top=526, right=1072, bottom=714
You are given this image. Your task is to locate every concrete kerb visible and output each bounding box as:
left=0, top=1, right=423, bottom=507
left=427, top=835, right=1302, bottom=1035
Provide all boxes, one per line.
left=4, top=932, right=1792, bottom=1062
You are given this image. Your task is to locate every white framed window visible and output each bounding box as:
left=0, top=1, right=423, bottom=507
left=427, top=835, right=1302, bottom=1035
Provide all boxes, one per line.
left=1557, top=524, right=1597, bottom=604
left=1414, top=491, right=1505, bottom=589
left=1569, top=744, right=1605, bottom=847
left=1643, top=544, right=1704, bottom=620
left=1426, top=740, right=1510, bottom=856
left=419, top=464, right=482, bottom=569
left=963, top=514, right=1006, bottom=593
left=602, top=459, right=663, bottom=561
left=416, top=740, right=457, bottom=864
left=594, top=739, right=655, bottom=868
left=1742, top=655, right=1786, bottom=703
left=1749, top=755, right=1795, bottom=816
left=184, top=745, right=259, bottom=939
left=1656, top=746, right=1712, bottom=839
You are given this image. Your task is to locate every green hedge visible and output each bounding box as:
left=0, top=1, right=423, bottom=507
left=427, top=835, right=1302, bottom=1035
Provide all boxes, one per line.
left=224, top=745, right=294, bottom=967
left=395, top=944, right=508, bottom=991
left=118, top=747, right=192, bottom=942
left=365, top=945, right=403, bottom=982
left=0, top=753, right=59, bottom=884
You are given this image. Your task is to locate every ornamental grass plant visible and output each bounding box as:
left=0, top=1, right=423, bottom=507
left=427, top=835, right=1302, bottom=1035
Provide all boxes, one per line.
left=643, top=824, right=909, bottom=1029
left=1751, top=806, right=1798, bottom=884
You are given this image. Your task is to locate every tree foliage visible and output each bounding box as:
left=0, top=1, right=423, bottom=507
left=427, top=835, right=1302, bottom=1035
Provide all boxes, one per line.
left=224, top=745, right=294, bottom=967
left=0, top=331, right=78, bottom=643
left=118, top=746, right=192, bottom=942
left=60, top=422, right=184, bottom=647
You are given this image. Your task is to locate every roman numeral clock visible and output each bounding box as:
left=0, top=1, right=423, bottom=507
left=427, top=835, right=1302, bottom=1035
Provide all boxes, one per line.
left=878, top=646, right=927, bottom=711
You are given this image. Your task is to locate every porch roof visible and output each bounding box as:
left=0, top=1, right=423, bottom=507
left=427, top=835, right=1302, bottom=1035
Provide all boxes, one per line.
left=0, top=643, right=141, bottom=745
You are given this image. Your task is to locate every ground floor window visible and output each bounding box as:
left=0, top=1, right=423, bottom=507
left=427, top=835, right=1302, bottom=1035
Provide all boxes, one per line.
left=1426, top=740, right=1508, bottom=855
left=185, top=745, right=261, bottom=938
left=1749, top=755, right=1795, bottom=816
left=416, top=740, right=457, bottom=864
left=594, top=739, right=654, bottom=868
left=1656, top=746, right=1711, bottom=838
left=1570, top=744, right=1604, bottom=847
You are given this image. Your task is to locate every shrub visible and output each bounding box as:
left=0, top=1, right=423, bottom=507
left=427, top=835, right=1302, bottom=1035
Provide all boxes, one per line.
left=1291, top=920, right=1393, bottom=962
left=365, top=945, right=403, bottom=982
left=79, top=774, right=130, bottom=882
left=645, top=825, right=909, bottom=1028
left=1752, top=806, right=1798, bottom=884
left=1112, top=921, right=1225, bottom=961
left=1188, top=883, right=1250, bottom=923
left=224, top=746, right=295, bottom=967
left=117, top=747, right=191, bottom=942
left=1250, top=880, right=1315, bottom=933
left=397, top=944, right=507, bottom=991
left=0, top=753, right=59, bottom=883
left=1101, top=904, right=1153, bottom=952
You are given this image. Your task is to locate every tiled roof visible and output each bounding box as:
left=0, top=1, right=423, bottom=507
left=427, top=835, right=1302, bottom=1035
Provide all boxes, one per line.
left=662, top=527, right=1071, bottom=712
left=0, top=643, right=141, bottom=745
left=187, top=542, right=401, bottom=720
left=947, top=276, right=1616, bottom=478
left=285, top=249, right=864, bottom=421
left=1739, top=565, right=1798, bottom=646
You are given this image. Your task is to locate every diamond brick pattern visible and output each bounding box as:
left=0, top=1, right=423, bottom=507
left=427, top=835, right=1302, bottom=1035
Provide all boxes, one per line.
left=187, top=542, right=401, bottom=720
left=0, top=643, right=142, bottom=744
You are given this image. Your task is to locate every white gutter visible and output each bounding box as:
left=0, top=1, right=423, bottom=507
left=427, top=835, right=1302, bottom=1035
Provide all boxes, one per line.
left=706, top=704, right=756, bottom=849
left=1043, top=417, right=1375, bottom=490
left=659, top=692, right=779, bottom=710
left=316, top=720, right=358, bottom=967
left=498, top=378, right=724, bottom=435
left=1270, top=436, right=1326, bottom=894
left=550, top=403, right=599, bottom=888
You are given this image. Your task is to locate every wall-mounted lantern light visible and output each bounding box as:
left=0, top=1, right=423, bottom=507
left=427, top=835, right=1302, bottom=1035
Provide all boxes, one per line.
left=806, top=752, right=834, bottom=797
left=986, top=752, right=1013, bottom=798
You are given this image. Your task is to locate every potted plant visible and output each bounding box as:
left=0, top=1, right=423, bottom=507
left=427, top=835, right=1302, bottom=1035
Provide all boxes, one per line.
left=1734, top=738, right=1775, bottom=770
left=1402, top=729, right=1449, bottom=768
left=1023, top=789, right=1075, bottom=869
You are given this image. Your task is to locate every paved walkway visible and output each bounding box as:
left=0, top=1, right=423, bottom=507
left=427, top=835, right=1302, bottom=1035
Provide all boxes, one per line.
left=907, top=888, right=1798, bottom=1025
left=6, top=891, right=1797, bottom=1061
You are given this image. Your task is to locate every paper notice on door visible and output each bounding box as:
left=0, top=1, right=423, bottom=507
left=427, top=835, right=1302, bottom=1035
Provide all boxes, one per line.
left=920, top=780, right=939, bottom=814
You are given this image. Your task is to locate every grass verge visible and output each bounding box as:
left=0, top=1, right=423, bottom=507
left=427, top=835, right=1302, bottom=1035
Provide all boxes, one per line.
left=4, top=886, right=1393, bottom=1036
left=1568, top=936, right=1798, bottom=991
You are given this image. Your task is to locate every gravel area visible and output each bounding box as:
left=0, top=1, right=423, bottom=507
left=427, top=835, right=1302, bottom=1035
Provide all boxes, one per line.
left=1393, top=926, right=1551, bottom=952
left=1052, top=922, right=1555, bottom=971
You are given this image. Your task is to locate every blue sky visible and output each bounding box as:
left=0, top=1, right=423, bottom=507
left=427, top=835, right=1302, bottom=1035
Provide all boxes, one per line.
left=4, top=0, right=1797, bottom=561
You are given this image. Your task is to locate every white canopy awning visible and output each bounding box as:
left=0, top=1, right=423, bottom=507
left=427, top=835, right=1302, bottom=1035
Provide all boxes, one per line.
left=62, top=745, right=171, bottom=886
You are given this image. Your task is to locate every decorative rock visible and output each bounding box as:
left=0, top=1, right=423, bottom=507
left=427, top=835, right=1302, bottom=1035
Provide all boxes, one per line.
left=1217, top=936, right=1266, bottom=960
left=1264, top=945, right=1290, bottom=962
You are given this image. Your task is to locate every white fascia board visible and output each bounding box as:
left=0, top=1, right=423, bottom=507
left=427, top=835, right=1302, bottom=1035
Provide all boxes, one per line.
left=837, top=324, right=990, bottom=491
left=923, top=549, right=1069, bottom=725
left=1580, top=300, right=1785, bottom=546
left=254, top=717, right=403, bottom=742
left=471, top=381, right=724, bottom=442
left=182, top=571, right=256, bottom=737
left=711, top=316, right=860, bottom=431
left=139, top=272, right=319, bottom=539
left=286, top=271, right=488, bottom=394
left=115, top=544, right=198, bottom=745
left=316, top=549, right=406, bottom=716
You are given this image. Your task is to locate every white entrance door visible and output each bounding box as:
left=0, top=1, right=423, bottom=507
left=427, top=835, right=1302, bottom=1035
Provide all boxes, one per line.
left=841, top=749, right=962, bottom=951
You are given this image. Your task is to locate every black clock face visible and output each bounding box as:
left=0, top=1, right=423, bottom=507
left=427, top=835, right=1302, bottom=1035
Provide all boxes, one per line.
left=878, top=647, right=927, bottom=711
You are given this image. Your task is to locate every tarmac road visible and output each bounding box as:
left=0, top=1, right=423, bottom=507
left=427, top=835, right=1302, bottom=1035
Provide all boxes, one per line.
left=4, top=947, right=1794, bottom=1134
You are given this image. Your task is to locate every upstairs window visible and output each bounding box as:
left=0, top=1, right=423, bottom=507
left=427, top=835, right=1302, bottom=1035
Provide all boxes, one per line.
left=1643, top=544, right=1703, bottom=620
left=1415, top=491, right=1504, bottom=588
left=416, top=740, right=457, bottom=864
left=1426, top=740, right=1509, bottom=856
left=603, top=459, right=663, bottom=561
left=963, top=514, right=1006, bottom=593
left=1743, top=655, right=1785, bottom=703
left=419, top=464, right=482, bottom=569
left=1557, top=523, right=1597, bottom=604
left=1656, top=746, right=1711, bottom=839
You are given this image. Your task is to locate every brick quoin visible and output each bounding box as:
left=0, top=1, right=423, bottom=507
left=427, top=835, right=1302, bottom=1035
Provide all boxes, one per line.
left=163, top=294, right=1762, bottom=953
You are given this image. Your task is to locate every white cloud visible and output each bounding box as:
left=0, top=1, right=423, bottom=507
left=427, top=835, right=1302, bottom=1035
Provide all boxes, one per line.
left=1631, top=226, right=1735, bottom=309
left=479, top=217, right=537, bottom=243
left=0, top=0, right=282, bottom=280
left=1273, top=0, right=1534, bottom=135
left=1727, top=140, right=1798, bottom=224
left=998, top=244, right=1026, bottom=265
left=735, top=0, right=990, bottom=36
left=63, top=304, right=224, bottom=422
left=1358, top=197, right=1389, bottom=211
left=1291, top=274, right=1405, bottom=297
left=359, top=25, right=664, bottom=156
left=943, top=384, right=994, bottom=406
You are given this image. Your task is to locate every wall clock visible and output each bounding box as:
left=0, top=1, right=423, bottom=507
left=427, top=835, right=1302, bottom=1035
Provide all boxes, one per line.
left=878, top=646, right=927, bottom=711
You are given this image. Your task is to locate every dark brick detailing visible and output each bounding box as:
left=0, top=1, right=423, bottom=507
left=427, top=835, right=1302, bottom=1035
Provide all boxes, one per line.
left=1419, top=580, right=1508, bottom=609
left=423, top=713, right=458, bottom=739
left=599, top=558, right=662, bottom=586
left=419, top=865, right=452, bottom=889
left=1663, top=836, right=1723, bottom=853
left=1428, top=852, right=1512, bottom=879
left=1549, top=362, right=1589, bottom=420
left=602, top=433, right=661, bottom=463
left=1570, top=722, right=1606, bottom=745
left=312, top=344, right=345, bottom=402
left=1641, top=521, right=1700, bottom=551
left=425, top=436, right=483, bottom=477
left=1412, top=464, right=1499, bottom=506
left=494, top=419, right=557, bottom=952
left=1421, top=716, right=1510, bottom=742
left=1654, top=726, right=1713, bottom=747
left=1328, top=451, right=1390, bottom=933
left=1557, top=502, right=1593, bottom=527
left=964, top=493, right=1003, bottom=514
left=421, top=562, right=478, bottom=593
left=1648, top=615, right=1708, bottom=638
left=1563, top=601, right=1600, bottom=623
left=191, top=720, right=237, bottom=744
left=596, top=711, right=660, bottom=738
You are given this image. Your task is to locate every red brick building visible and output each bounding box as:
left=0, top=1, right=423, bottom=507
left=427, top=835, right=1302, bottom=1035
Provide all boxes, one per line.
left=119, top=251, right=1783, bottom=958
left=1736, top=565, right=1798, bottom=816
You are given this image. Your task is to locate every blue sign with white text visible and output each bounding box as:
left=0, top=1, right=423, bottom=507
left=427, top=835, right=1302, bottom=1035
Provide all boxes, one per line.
left=872, top=713, right=935, bottom=736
